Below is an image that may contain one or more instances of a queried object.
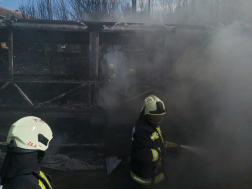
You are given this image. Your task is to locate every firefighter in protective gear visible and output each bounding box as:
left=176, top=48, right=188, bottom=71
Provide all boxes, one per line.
left=108, top=64, right=116, bottom=82
left=125, top=69, right=136, bottom=96
left=108, top=63, right=136, bottom=97
left=108, top=63, right=135, bottom=83
left=130, top=95, right=176, bottom=189
left=0, top=116, right=53, bottom=189
left=129, top=69, right=136, bottom=75
left=109, top=63, right=116, bottom=70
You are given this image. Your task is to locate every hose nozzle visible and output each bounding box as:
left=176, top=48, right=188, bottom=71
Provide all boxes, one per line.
left=164, top=141, right=181, bottom=148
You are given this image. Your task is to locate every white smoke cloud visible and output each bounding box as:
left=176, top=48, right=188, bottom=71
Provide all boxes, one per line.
left=163, top=22, right=252, bottom=184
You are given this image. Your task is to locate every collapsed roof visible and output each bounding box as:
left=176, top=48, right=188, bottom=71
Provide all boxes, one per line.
left=0, top=18, right=208, bottom=32
left=0, top=18, right=211, bottom=46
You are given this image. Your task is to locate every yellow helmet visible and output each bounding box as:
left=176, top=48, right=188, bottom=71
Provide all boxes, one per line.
left=111, top=74, right=116, bottom=78
left=141, top=95, right=166, bottom=116
left=109, top=64, right=116, bottom=69
left=129, top=69, right=136, bottom=75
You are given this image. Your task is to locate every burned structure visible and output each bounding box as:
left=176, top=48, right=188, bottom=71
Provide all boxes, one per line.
left=0, top=19, right=211, bottom=174
left=2, top=18, right=252, bottom=188
left=4, top=18, right=252, bottom=189
left=0, top=19, right=210, bottom=119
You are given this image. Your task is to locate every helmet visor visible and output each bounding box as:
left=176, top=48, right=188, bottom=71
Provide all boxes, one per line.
left=38, top=134, right=49, bottom=146
left=149, top=101, right=166, bottom=115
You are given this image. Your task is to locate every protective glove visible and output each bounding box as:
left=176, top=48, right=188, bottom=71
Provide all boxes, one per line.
left=156, top=146, right=167, bottom=158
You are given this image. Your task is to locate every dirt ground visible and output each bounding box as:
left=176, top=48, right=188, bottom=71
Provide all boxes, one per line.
left=43, top=162, right=252, bottom=189
left=0, top=155, right=251, bottom=189
left=0, top=118, right=252, bottom=189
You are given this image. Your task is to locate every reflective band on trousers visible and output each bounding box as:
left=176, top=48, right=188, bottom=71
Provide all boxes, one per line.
left=130, top=170, right=165, bottom=185
left=151, top=149, right=159, bottom=162
left=132, top=126, right=136, bottom=141
left=39, top=171, right=52, bottom=189
left=39, top=180, right=46, bottom=189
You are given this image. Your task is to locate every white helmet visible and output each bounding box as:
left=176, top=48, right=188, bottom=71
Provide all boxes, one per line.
left=141, top=95, right=166, bottom=116
left=6, top=116, right=53, bottom=151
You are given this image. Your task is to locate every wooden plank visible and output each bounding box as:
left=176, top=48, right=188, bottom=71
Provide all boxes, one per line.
left=89, top=32, right=99, bottom=81
left=8, top=29, right=13, bottom=80
left=89, top=32, right=99, bottom=105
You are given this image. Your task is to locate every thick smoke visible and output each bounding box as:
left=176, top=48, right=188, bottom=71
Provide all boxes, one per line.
left=99, top=51, right=130, bottom=108
left=164, top=22, right=252, bottom=184
left=98, top=44, right=155, bottom=110
left=114, top=0, right=252, bottom=25
left=161, top=0, right=252, bottom=25
left=99, top=21, right=252, bottom=188
left=15, top=0, right=252, bottom=186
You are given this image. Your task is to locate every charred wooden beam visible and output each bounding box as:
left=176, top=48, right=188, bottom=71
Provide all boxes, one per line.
left=0, top=82, right=11, bottom=91
left=13, top=82, right=34, bottom=106
left=0, top=80, right=107, bottom=84
left=49, top=43, right=57, bottom=75
left=108, top=88, right=155, bottom=109
left=14, top=30, right=89, bottom=44
left=38, top=84, right=87, bottom=105
left=124, top=88, right=154, bottom=102
left=88, top=84, right=92, bottom=106
left=89, top=32, right=99, bottom=81
left=0, top=106, right=99, bottom=117
left=8, top=29, right=13, bottom=80
left=89, top=32, right=100, bottom=106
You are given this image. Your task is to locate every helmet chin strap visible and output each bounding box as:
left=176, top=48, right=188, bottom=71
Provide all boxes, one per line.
left=146, top=115, right=163, bottom=125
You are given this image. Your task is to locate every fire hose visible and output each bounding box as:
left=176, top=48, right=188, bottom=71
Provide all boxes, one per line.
left=151, top=141, right=181, bottom=185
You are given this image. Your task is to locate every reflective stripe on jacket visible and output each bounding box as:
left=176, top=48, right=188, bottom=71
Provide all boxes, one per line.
left=1, top=171, right=53, bottom=189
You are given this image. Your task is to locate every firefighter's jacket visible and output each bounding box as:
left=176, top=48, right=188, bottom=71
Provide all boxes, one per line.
left=0, top=150, right=53, bottom=189
left=130, top=115, right=166, bottom=185
left=2, top=171, right=53, bottom=189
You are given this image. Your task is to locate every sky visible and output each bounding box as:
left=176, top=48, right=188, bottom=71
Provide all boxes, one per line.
left=0, top=0, right=28, bottom=11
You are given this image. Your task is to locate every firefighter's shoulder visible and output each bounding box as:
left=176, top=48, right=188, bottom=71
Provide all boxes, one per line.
left=2, top=174, right=42, bottom=189
left=134, top=119, right=152, bottom=135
